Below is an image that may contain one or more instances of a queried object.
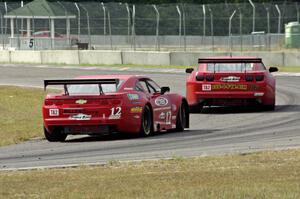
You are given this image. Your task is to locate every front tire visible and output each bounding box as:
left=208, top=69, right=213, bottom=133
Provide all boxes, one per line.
left=139, top=105, right=153, bottom=137
left=44, top=127, right=67, bottom=142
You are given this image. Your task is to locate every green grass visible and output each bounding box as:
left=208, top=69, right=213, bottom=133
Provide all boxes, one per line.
left=0, top=86, right=45, bottom=146
left=1, top=149, right=300, bottom=198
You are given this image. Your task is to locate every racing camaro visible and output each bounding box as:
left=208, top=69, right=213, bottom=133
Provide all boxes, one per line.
left=43, top=75, right=189, bottom=142
left=185, top=57, right=278, bottom=112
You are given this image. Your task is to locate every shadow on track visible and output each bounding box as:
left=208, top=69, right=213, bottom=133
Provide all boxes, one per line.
left=192, top=105, right=300, bottom=114
left=64, top=129, right=217, bottom=143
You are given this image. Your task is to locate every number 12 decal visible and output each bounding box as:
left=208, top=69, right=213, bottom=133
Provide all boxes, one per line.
left=109, top=107, right=122, bottom=119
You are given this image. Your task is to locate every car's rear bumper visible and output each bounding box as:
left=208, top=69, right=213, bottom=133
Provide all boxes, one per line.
left=44, top=115, right=141, bottom=134
left=189, top=91, right=265, bottom=106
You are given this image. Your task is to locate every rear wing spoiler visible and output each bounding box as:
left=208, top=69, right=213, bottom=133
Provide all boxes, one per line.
left=44, top=79, right=119, bottom=94
left=198, top=58, right=262, bottom=64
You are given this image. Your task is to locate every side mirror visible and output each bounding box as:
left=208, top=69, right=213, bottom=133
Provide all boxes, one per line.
left=160, top=86, right=170, bottom=95
left=269, top=67, right=278, bottom=73
left=185, top=68, right=194, bottom=73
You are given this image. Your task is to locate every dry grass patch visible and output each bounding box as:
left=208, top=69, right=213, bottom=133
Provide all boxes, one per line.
left=0, top=86, right=45, bottom=146
left=1, top=149, right=300, bottom=199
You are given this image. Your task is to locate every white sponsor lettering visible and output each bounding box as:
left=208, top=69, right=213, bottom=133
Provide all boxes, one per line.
left=69, top=113, right=91, bottom=120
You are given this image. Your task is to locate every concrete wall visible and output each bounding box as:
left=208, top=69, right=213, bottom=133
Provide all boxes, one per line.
left=0, top=51, right=10, bottom=62
left=41, top=50, right=79, bottom=65
left=122, top=51, right=170, bottom=65
left=79, top=50, right=122, bottom=65
left=10, top=51, right=41, bottom=64
left=0, top=50, right=300, bottom=67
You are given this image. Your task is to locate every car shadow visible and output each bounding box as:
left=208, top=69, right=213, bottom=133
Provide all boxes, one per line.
left=64, top=129, right=217, bottom=143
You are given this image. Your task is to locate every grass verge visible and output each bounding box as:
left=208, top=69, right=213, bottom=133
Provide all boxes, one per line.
left=1, top=149, right=300, bottom=198
left=0, top=86, right=44, bottom=146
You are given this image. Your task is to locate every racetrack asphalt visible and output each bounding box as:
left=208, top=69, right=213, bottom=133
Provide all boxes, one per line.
left=0, top=64, right=300, bottom=170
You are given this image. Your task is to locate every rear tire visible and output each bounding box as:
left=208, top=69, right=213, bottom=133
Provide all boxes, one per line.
left=139, top=105, right=153, bottom=137
left=44, top=127, right=67, bottom=142
left=176, top=102, right=188, bottom=132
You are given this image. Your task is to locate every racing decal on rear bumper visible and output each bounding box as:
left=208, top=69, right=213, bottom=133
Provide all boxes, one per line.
left=69, top=113, right=91, bottom=120
left=155, top=97, right=168, bottom=106
left=202, top=84, right=211, bottom=91
left=212, top=84, right=247, bottom=90
left=49, top=109, right=59, bottom=116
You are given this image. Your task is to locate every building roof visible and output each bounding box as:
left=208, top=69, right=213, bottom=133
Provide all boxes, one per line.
left=4, top=0, right=76, bottom=19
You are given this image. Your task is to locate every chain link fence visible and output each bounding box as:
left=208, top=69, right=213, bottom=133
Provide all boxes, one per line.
left=1, top=1, right=300, bottom=51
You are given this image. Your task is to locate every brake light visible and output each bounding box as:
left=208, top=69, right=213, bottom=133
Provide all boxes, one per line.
left=255, top=75, right=264, bottom=81
left=246, top=75, right=254, bottom=82
left=196, top=75, right=205, bottom=81
left=206, top=75, right=214, bottom=81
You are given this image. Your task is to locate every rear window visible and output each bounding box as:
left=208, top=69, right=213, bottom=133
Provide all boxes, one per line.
left=67, top=80, right=124, bottom=95
left=207, top=63, right=266, bottom=72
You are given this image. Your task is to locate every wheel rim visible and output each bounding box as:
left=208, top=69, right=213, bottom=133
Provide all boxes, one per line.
left=143, top=107, right=151, bottom=135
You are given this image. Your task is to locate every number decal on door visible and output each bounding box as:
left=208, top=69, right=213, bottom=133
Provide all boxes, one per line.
left=166, top=111, right=171, bottom=124
left=109, top=107, right=122, bottom=119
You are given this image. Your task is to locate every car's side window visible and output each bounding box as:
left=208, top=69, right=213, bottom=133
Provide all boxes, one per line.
left=147, top=80, right=161, bottom=93
left=135, top=81, right=147, bottom=93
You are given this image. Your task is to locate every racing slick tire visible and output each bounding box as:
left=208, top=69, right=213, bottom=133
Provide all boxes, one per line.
left=139, top=105, right=153, bottom=137
left=44, top=127, right=67, bottom=142
left=176, top=102, right=188, bottom=132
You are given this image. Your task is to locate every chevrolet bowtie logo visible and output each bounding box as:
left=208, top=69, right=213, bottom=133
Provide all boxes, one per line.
left=75, top=99, right=87, bottom=104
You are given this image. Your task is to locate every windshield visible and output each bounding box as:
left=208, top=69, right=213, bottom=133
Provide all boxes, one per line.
left=207, top=63, right=266, bottom=72
left=67, top=80, right=124, bottom=95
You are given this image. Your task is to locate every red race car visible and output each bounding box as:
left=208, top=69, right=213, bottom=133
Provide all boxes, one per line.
left=186, top=57, right=278, bottom=112
left=43, top=75, right=189, bottom=141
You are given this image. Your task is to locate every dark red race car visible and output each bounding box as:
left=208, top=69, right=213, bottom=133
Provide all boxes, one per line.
left=43, top=75, right=189, bottom=141
left=185, top=57, right=278, bottom=112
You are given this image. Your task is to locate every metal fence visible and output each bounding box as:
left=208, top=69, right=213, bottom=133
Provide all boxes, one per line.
left=1, top=1, right=300, bottom=51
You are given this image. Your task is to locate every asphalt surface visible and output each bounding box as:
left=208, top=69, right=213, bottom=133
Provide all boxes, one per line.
left=0, top=64, right=300, bottom=170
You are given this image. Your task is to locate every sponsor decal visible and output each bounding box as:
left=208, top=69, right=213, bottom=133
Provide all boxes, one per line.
left=127, top=93, right=139, bottom=100
left=124, top=87, right=134, bottom=91
left=202, top=84, right=211, bottom=91
left=49, top=108, right=59, bottom=116
left=75, top=99, right=87, bottom=105
left=172, top=104, right=177, bottom=111
left=154, top=106, right=171, bottom=112
left=155, top=97, right=168, bottom=106
left=220, top=76, right=240, bottom=82
left=130, top=107, right=143, bottom=113
left=212, top=84, right=247, bottom=90
left=69, top=113, right=91, bottom=120
left=134, top=115, right=140, bottom=119
left=109, top=107, right=122, bottom=119
left=159, top=112, right=166, bottom=120
left=254, top=92, right=264, bottom=97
